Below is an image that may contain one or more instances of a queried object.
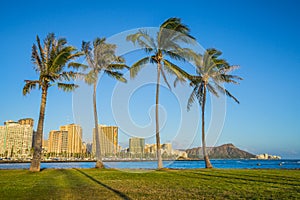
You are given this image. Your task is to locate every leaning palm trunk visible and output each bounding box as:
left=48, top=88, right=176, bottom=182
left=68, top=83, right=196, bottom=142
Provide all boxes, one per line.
left=93, top=82, right=104, bottom=168
left=202, top=85, right=213, bottom=168
left=156, top=64, right=163, bottom=169
left=30, top=87, right=48, bottom=172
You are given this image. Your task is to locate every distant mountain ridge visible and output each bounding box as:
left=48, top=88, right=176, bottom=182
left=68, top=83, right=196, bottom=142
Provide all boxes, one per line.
left=186, top=143, right=255, bottom=159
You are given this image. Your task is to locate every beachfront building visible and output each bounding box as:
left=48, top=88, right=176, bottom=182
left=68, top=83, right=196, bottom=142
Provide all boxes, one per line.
left=93, top=125, right=118, bottom=156
left=48, top=130, right=68, bottom=154
left=172, top=149, right=188, bottom=159
left=60, top=124, right=83, bottom=155
left=0, top=118, right=34, bottom=158
left=161, top=143, right=172, bottom=155
left=143, top=143, right=185, bottom=159
left=42, top=139, right=48, bottom=153
left=256, top=153, right=281, bottom=160
left=145, top=144, right=157, bottom=154
left=129, top=137, right=145, bottom=154
left=48, top=124, right=83, bottom=156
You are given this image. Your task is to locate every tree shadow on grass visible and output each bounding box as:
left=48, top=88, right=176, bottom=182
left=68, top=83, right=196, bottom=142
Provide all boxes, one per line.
left=187, top=171, right=300, bottom=187
left=75, top=169, right=131, bottom=200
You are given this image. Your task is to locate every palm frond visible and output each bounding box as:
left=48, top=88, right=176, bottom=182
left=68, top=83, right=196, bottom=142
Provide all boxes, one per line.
left=82, top=41, right=95, bottom=69
left=188, top=75, right=203, bottom=85
left=116, top=56, right=125, bottom=63
left=126, top=30, right=155, bottom=51
left=59, top=71, right=81, bottom=81
left=57, top=83, right=79, bottom=92
left=160, top=69, right=171, bottom=90
left=137, top=30, right=156, bottom=49
left=68, top=62, right=89, bottom=70
left=196, top=83, right=204, bottom=107
left=105, top=70, right=127, bottom=83
left=84, top=70, right=98, bottom=85
left=215, top=83, right=240, bottom=104
left=169, top=32, right=196, bottom=44
left=187, top=82, right=204, bottom=111
left=36, top=35, right=46, bottom=66
left=127, top=30, right=152, bottom=45
left=23, top=80, right=40, bottom=95
left=206, top=83, right=219, bottom=97
left=107, top=63, right=130, bottom=70
left=57, top=38, right=67, bottom=47
left=40, top=74, right=56, bottom=83
left=207, top=48, right=222, bottom=59
left=221, top=65, right=240, bottom=73
left=159, top=18, right=195, bottom=46
left=67, top=51, right=84, bottom=60
left=214, top=74, right=243, bottom=84
left=163, top=59, right=190, bottom=80
left=50, top=46, right=76, bottom=72
left=31, top=44, right=43, bottom=73
left=82, top=41, right=92, bottom=54
left=172, top=48, right=195, bottom=62
left=44, top=33, right=55, bottom=63
left=187, top=85, right=198, bottom=111
left=160, top=18, right=192, bottom=36
left=224, top=88, right=240, bottom=104
left=93, top=37, right=106, bottom=47
left=161, top=49, right=185, bottom=62
left=130, top=56, right=150, bottom=78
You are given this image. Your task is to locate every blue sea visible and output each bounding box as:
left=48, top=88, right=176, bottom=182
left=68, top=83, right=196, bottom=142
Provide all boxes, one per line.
left=0, top=159, right=299, bottom=170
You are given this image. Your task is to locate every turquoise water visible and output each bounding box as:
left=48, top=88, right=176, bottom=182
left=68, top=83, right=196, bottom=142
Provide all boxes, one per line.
left=0, top=160, right=299, bottom=169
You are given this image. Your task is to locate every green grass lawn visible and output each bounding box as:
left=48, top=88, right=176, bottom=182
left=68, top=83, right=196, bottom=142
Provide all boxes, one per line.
left=0, top=168, right=299, bottom=199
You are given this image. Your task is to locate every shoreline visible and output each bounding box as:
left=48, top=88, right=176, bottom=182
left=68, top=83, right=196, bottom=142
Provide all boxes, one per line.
left=0, top=158, right=293, bottom=164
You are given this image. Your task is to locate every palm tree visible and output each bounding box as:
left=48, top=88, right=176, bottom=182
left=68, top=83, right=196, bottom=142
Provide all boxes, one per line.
left=23, top=33, right=83, bottom=172
left=81, top=38, right=127, bottom=168
left=126, top=17, right=195, bottom=169
left=187, top=48, right=242, bottom=168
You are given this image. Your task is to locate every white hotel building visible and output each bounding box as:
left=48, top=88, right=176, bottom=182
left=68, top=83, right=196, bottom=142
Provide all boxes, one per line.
left=0, top=118, right=34, bottom=158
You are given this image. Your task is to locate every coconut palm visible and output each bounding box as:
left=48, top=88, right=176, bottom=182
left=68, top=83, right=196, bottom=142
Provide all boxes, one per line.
left=126, top=18, right=195, bottom=169
left=81, top=38, right=127, bottom=168
left=23, top=33, right=83, bottom=172
left=187, top=48, right=242, bottom=168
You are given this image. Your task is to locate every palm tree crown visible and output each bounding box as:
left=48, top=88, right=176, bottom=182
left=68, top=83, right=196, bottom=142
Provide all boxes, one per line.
left=82, top=38, right=127, bottom=84
left=127, top=17, right=195, bottom=84
left=23, top=33, right=83, bottom=95
left=187, top=48, right=242, bottom=110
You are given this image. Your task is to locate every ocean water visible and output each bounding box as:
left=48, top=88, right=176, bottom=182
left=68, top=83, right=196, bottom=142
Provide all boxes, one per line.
left=0, top=159, right=299, bottom=170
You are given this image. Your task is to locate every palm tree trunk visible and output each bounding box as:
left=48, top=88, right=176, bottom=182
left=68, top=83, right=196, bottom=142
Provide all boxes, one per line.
left=156, top=64, right=163, bottom=169
left=202, top=85, right=213, bottom=169
left=29, top=86, right=48, bottom=172
left=93, top=82, right=104, bottom=169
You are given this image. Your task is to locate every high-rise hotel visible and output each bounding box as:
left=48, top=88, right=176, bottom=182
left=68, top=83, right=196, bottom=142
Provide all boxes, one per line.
left=129, top=137, right=145, bottom=154
left=60, top=124, right=83, bottom=154
left=0, top=118, right=34, bottom=158
left=93, top=125, right=118, bottom=156
left=48, top=124, right=83, bottom=155
left=48, top=130, right=68, bottom=154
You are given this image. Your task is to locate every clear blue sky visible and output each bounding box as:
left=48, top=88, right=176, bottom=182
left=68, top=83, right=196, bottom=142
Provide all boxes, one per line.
left=0, top=0, right=299, bottom=158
